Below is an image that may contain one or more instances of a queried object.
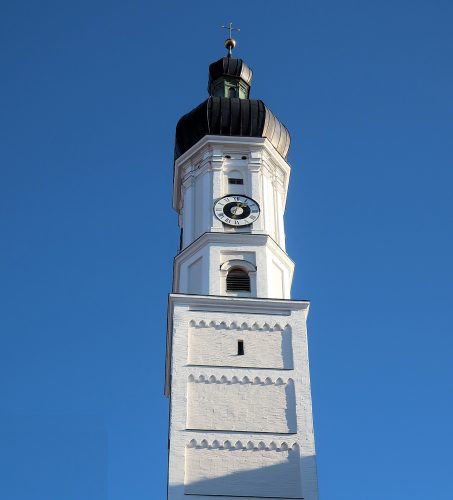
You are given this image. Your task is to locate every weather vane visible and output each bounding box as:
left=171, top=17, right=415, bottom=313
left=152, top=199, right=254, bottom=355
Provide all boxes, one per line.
left=221, top=22, right=240, bottom=57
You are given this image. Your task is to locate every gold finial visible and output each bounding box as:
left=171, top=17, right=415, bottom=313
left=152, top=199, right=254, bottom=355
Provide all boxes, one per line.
left=221, top=22, right=240, bottom=57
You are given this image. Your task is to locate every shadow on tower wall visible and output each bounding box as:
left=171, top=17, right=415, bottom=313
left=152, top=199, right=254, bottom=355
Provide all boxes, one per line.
left=167, top=454, right=318, bottom=500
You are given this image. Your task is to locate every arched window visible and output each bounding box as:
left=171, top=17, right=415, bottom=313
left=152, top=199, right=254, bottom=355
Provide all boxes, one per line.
left=226, top=268, right=251, bottom=292
left=221, top=259, right=256, bottom=296
left=228, top=86, right=238, bottom=98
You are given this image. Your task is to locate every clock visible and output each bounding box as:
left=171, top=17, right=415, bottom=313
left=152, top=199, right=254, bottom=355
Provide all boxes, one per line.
left=213, top=195, right=260, bottom=226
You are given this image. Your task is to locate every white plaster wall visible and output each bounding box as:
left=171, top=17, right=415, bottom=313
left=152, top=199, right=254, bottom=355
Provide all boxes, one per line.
left=173, top=137, right=294, bottom=300
left=262, top=172, right=276, bottom=240
left=185, top=442, right=302, bottom=498
left=166, top=295, right=319, bottom=500
left=223, top=163, right=248, bottom=195
left=174, top=137, right=291, bottom=250
left=188, top=324, right=293, bottom=369
left=178, top=245, right=210, bottom=296
left=182, top=179, right=195, bottom=245
left=187, top=377, right=295, bottom=433
left=269, top=258, right=286, bottom=300
left=187, top=257, right=203, bottom=294
left=275, top=188, right=286, bottom=251
left=174, top=233, right=294, bottom=299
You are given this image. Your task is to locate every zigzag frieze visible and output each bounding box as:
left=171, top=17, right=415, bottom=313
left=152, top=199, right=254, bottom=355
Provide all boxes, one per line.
left=187, top=439, right=299, bottom=452
left=188, top=374, right=294, bottom=386
left=189, top=320, right=289, bottom=331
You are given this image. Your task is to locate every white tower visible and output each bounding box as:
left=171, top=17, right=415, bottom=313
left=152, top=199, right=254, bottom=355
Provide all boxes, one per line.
left=165, top=39, right=319, bottom=500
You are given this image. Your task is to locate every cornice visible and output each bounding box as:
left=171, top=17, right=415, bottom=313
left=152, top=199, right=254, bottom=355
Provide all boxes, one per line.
left=175, top=135, right=291, bottom=169
left=173, top=136, right=291, bottom=211
left=169, top=292, right=309, bottom=312
left=174, top=231, right=295, bottom=268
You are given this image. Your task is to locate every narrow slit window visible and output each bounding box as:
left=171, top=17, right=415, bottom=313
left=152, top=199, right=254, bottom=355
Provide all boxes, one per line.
left=238, top=340, right=244, bottom=356
left=228, top=178, right=243, bottom=185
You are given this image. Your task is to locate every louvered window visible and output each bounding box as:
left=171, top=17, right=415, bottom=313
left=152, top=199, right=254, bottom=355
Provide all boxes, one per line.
left=228, top=178, right=243, bottom=185
left=226, top=268, right=250, bottom=292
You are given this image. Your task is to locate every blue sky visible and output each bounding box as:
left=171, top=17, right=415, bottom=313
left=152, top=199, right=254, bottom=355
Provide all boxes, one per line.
left=1, top=0, right=452, bottom=499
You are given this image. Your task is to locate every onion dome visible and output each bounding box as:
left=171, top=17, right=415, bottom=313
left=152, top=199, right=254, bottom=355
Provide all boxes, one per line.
left=208, top=57, right=253, bottom=99
left=174, top=53, right=290, bottom=161
left=175, top=97, right=290, bottom=160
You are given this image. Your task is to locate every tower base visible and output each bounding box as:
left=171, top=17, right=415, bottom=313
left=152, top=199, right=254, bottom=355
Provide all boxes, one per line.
left=165, top=294, right=319, bottom=500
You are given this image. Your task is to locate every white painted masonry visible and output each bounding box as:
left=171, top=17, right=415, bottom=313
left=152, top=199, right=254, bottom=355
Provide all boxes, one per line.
left=187, top=376, right=296, bottom=433
left=188, top=321, right=293, bottom=369
left=173, top=232, right=294, bottom=299
left=172, top=136, right=293, bottom=299
left=185, top=441, right=302, bottom=498
left=166, top=86, right=319, bottom=497
left=173, top=136, right=290, bottom=248
left=165, top=294, right=319, bottom=500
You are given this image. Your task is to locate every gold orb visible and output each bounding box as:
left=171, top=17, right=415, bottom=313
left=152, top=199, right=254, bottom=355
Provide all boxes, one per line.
left=225, top=38, right=236, bottom=50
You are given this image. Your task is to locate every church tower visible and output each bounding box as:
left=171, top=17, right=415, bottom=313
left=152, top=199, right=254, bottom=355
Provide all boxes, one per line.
left=165, top=34, right=319, bottom=500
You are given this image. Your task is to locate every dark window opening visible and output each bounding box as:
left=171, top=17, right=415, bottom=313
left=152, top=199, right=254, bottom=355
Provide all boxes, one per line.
left=224, top=155, right=231, bottom=159
left=238, top=340, right=244, bottom=356
left=228, top=87, right=238, bottom=98
left=241, top=155, right=247, bottom=160
left=226, top=268, right=251, bottom=292
left=228, top=178, right=244, bottom=185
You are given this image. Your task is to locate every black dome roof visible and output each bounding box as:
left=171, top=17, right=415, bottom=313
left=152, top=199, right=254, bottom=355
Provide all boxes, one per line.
left=208, top=57, right=253, bottom=88
left=174, top=53, right=290, bottom=161
left=175, top=97, right=290, bottom=160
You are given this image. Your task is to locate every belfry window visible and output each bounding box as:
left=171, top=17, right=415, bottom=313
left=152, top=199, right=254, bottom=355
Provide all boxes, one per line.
left=237, top=340, right=244, bottom=356
left=228, top=178, right=243, bottom=185
left=228, top=86, right=238, bottom=98
left=226, top=268, right=251, bottom=292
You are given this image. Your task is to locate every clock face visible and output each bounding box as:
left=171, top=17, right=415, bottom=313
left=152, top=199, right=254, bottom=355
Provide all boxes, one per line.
left=214, top=195, right=260, bottom=226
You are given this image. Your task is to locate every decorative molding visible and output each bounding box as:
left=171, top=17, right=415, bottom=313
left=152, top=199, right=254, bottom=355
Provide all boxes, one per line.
left=174, top=231, right=295, bottom=269
left=220, top=259, right=257, bottom=273
left=188, top=374, right=293, bottom=386
left=165, top=294, right=309, bottom=396
left=186, top=439, right=299, bottom=452
left=189, top=319, right=288, bottom=331
left=173, top=136, right=291, bottom=211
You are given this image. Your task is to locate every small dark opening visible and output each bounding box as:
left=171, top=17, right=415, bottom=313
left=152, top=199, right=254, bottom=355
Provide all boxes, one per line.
left=238, top=340, right=244, bottom=356
left=228, top=178, right=243, bottom=185
left=226, top=268, right=251, bottom=292
left=224, top=155, right=231, bottom=159
left=241, top=155, right=247, bottom=160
